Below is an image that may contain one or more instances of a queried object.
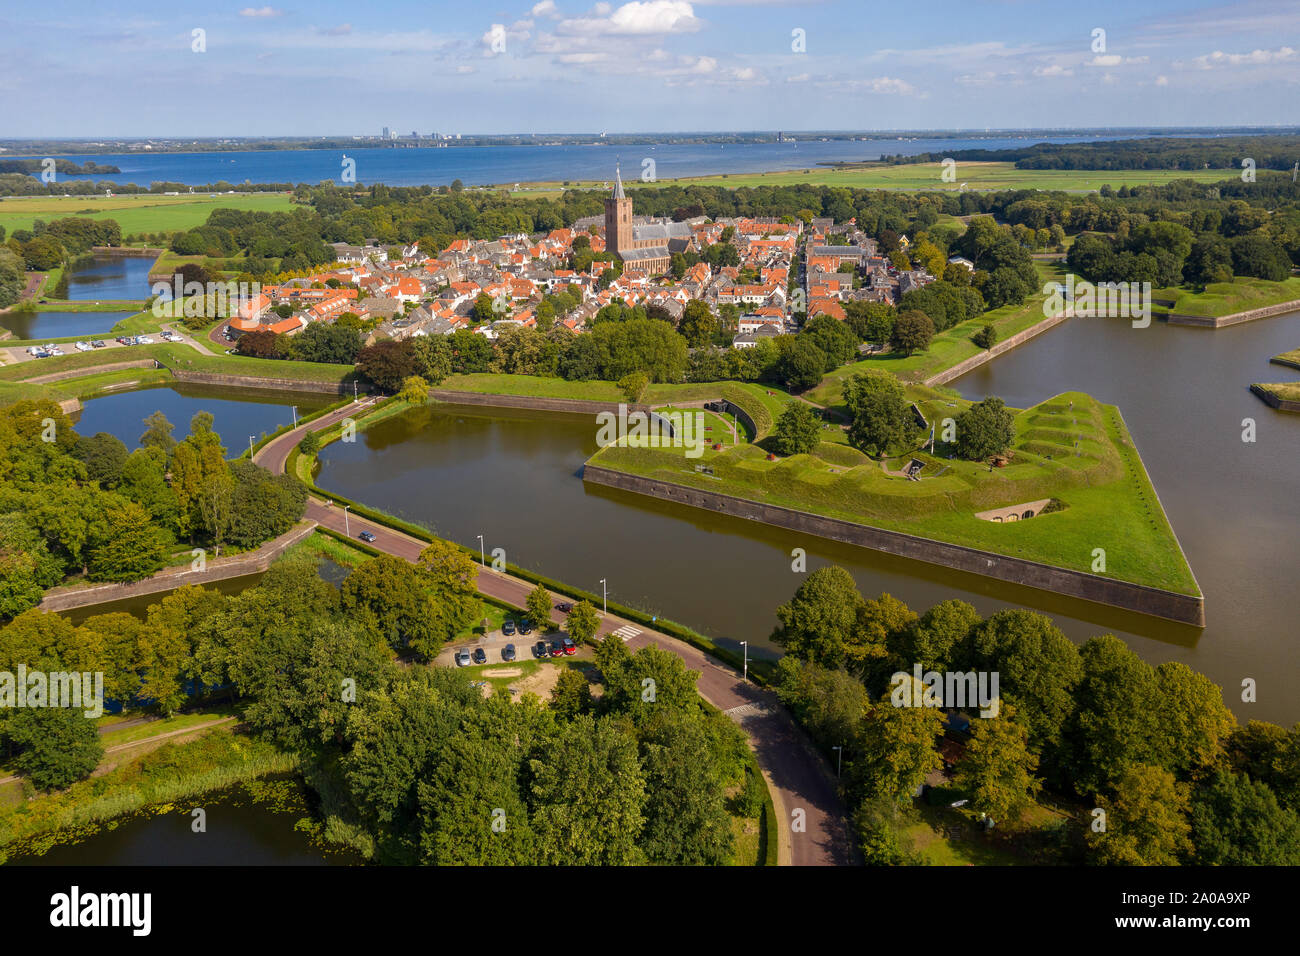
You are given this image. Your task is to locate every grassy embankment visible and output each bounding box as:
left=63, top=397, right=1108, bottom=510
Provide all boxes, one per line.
left=1154, top=276, right=1300, bottom=319
left=1270, top=347, right=1300, bottom=371
left=588, top=388, right=1199, bottom=596
left=808, top=261, right=1066, bottom=412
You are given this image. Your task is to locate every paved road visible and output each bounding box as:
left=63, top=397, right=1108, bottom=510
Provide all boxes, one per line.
left=255, top=400, right=857, bottom=866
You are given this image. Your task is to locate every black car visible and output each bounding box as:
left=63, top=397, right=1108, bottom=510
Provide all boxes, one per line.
left=555, top=602, right=573, bottom=614
left=472, top=647, right=487, bottom=665
left=518, top=619, right=534, bottom=636
left=533, top=640, right=549, bottom=659
left=358, top=530, right=376, bottom=543
left=502, top=643, right=516, bottom=662
left=502, top=619, right=516, bottom=636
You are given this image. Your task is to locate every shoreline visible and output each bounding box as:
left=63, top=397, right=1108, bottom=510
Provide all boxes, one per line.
left=581, top=463, right=1204, bottom=627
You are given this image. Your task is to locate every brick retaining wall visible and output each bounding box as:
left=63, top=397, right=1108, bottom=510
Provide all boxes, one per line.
left=582, top=464, right=1205, bottom=626
left=1165, top=298, right=1300, bottom=329
left=428, top=389, right=649, bottom=416
left=169, top=369, right=367, bottom=395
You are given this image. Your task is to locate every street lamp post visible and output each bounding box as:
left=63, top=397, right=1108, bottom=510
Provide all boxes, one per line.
left=599, top=579, right=607, bottom=615
left=740, top=641, right=748, bottom=682
left=476, top=534, right=485, bottom=567
left=343, top=504, right=350, bottom=537
left=291, top=405, right=298, bottom=428
left=248, top=435, right=255, bottom=456
left=832, top=745, right=843, bottom=778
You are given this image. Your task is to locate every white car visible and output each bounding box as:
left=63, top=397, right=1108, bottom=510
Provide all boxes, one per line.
left=136, top=335, right=155, bottom=345
left=45, top=344, right=64, bottom=355
left=75, top=341, right=92, bottom=351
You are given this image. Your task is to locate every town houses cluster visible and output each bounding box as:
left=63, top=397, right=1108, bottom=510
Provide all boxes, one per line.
left=227, top=168, right=939, bottom=347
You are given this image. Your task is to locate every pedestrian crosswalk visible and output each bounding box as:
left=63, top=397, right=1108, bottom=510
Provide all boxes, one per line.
left=611, top=625, right=641, bottom=641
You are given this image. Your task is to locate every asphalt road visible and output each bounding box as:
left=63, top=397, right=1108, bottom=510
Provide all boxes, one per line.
left=256, top=400, right=857, bottom=866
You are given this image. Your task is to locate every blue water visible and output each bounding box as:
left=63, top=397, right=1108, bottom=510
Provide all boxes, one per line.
left=46, top=135, right=1148, bottom=188
left=64, top=255, right=155, bottom=300
left=1, top=310, right=134, bottom=339
left=72, top=384, right=330, bottom=449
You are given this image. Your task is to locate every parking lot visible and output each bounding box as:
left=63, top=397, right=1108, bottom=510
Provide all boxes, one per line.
left=434, top=621, right=577, bottom=669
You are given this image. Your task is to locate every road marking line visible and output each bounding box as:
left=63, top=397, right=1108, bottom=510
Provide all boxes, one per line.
left=611, top=625, right=640, bottom=641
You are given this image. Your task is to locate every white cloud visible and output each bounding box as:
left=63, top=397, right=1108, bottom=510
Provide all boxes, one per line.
left=456, top=64, right=476, bottom=74
left=558, top=1, right=702, bottom=37
left=785, top=72, right=809, bottom=83
left=1192, top=45, right=1296, bottom=69
left=317, top=24, right=352, bottom=36
left=532, top=0, right=561, bottom=17
left=689, top=55, right=716, bottom=73
left=1089, top=54, right=1122, bottom=66
left=1032, top=64, right=1072, bottom=77
left=240, top=6, right=283, bottom=17
left=559, top=52, right=609, bottom=63
left=1155, top=74, right=1169, bottom=85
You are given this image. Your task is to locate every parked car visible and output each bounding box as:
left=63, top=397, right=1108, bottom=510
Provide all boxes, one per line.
left=518, top=619, right=534, bottom=636
left=136, top=335, right=155, bottom=344
left=502, top=643, right=516, bottom=662
left=358, top=530, right=376, bottom=543
left=74, top=341, right=92, bottom=352
left=454, top=649, right=471, bottom=667
left=502, top=619, right=516, bottom=636
left=561, top=637, right=577, bottom=656
left=91, top=340, right=107, bottom=348
left=555, top=602, right=573, bottom=613
left=533, top=641, right=548, bottom=660
left=472, top=647, right=487, bottom=665
left=548, top=640, right=563, bottom=658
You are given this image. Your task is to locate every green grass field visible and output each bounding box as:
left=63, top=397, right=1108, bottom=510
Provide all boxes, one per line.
left=809, top=262, right=1067, bottom=412
left=1272, top=348, right=1300, bottom=370
left=514, top=162, right=1246, bottom=196
left=1255, top=381, right=1300, bottom=402
left=1156, top=276, right=1300, bottom=319
left=0, top=192, right=296, bottom=237
left=588, top=388, right=1199, bottom=595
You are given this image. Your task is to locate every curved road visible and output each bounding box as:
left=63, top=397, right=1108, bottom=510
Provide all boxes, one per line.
left=256, top=400, right=856, bottom=866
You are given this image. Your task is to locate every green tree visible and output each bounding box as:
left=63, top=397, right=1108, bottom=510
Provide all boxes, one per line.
left=771, top=400, right=822, bottom=456
left=637, top=710, right=735, bottom=864
left=617, top=371, right=649, bottom=404
left=550, top=668, right=592, bottom=721
left=4, top=707, right=103, bottom=790
left=1087, top=764, right=1191, bottom=865
left=139, top=410, right=176, bottom=453
left=525, top=584, right=554, bottom=631
left=850, top=685, right=944, bottom=803
left=529, top=714, right=646, bottom=865
left=971, top=324, right=997, bottom=350
left=772, top=566, right=888, bottom=672
left=298, top=429, right=321, bottom=455
left=889, top=309, right=934, bottom=356
left=86, top=498, right=166, bottom=582
left=844, top=369, right=913, bottom=456
left=678, top=300, right=719, bottom=348
left=1190, top=771, right=1300, bottom=865
left=565, top=600, right=600, bottom=645
left=953, top=706, right=1041, bottom=824
left=953, top=396, right=1015, bottom=461
left=397, top=375, right=430, bottom=405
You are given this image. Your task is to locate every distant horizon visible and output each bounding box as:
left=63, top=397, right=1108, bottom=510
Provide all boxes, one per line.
left=6, top=125, right=1300, bottom=146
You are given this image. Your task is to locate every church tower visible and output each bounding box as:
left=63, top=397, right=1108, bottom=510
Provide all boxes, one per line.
left=603, top=161, right=632, bottom=259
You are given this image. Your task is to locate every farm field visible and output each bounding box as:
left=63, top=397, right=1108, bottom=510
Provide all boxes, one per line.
left=517, top=162, right=1247, bottom=196
left=0, top=192, right=296, bottom=235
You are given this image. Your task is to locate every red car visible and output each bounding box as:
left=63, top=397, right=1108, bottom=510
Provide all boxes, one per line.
left=561, top=637, right=577, bottom=656
left=548, top=640, right=564, bottom=658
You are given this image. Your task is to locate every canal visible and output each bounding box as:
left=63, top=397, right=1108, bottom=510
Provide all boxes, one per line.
left=313, top=312, right=1300, bottom=726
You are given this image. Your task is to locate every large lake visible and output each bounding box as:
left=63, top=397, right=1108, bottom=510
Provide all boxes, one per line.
left=316, top=311, right=1300, bottom=726
left=48, top=135, right=1148, bottom=188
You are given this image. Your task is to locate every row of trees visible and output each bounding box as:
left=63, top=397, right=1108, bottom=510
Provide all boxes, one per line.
left=0, top=554, right=759, bottom=864
left=771, top=567, right=1300, bottom=864
left=0, top=402, right=305, bottom=621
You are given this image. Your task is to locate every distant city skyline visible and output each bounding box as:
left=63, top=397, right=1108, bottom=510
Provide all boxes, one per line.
left=3, top=0, right=1298, bottom=137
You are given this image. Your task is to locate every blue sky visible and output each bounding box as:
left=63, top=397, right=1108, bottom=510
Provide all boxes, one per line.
left=3, top=0, right=1298, bottom=137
